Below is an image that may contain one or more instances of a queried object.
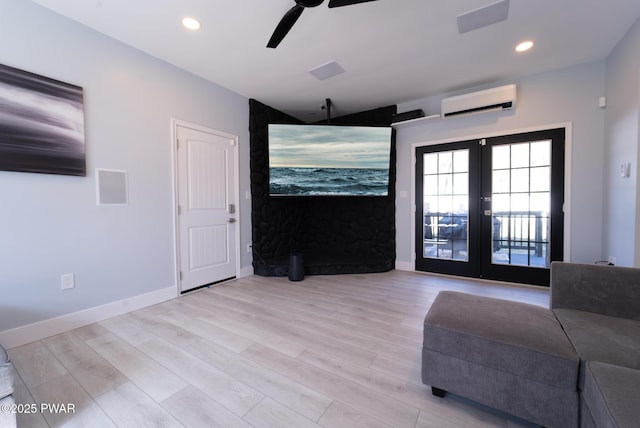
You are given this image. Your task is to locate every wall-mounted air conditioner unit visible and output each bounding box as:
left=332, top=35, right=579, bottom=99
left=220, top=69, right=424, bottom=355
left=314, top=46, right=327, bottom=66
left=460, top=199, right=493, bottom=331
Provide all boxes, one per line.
left=441, top=84, right=516, bottom=118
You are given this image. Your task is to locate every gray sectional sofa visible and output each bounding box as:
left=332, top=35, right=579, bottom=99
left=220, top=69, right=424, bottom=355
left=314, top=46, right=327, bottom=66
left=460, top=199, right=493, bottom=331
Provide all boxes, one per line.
left=422, top=262, right=640, bottom=428
left=552, top=262, right=640, bottom=427
left=0, top=343, right=16, bottom=428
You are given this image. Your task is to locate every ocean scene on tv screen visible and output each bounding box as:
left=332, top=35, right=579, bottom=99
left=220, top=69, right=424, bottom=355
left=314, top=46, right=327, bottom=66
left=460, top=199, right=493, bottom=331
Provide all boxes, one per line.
left=268, top=124, right=391, bottom=196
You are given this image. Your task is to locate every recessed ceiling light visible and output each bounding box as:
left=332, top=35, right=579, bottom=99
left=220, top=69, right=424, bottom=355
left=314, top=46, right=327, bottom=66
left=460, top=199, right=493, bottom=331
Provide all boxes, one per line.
left=515, top=40, right=534, bottom=52
left=182, top=17, right=201, bottom=31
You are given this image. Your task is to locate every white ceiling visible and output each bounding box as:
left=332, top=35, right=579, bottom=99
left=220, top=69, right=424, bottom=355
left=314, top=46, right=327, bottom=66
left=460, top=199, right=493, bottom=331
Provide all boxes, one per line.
left=31, top=0, right=640, bottom=122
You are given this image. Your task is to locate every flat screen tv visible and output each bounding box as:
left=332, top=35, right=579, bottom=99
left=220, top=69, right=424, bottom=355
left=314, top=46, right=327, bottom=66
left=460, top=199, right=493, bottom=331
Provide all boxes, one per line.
left=268, top=124, right=392, bottom=196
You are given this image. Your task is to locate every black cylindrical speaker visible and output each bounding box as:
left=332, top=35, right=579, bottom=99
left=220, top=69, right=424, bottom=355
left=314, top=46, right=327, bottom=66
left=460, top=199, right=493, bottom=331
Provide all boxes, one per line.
left=288, top=251, right=304, bottom=281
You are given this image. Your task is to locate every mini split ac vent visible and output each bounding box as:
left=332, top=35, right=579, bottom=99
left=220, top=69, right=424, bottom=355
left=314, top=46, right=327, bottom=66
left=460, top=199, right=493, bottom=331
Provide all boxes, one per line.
left=441, top=84, right=516, bottom=118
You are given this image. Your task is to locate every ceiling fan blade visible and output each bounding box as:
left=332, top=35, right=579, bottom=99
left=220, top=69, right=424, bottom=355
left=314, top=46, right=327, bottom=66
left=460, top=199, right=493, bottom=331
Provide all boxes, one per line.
left=328, top=0, right=378, bottom=8
left=267, top=5, right=305, bottom=48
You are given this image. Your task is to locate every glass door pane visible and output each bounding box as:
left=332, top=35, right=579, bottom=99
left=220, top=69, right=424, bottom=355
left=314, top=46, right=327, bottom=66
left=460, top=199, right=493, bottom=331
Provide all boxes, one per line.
left=423, top=149, right=469, bottom=261
left=490, top=140, right=551, bottom=268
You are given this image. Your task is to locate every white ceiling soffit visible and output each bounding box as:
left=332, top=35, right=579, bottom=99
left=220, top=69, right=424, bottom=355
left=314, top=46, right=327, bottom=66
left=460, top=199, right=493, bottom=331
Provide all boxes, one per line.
left=30, top=0, right=640, bottom=122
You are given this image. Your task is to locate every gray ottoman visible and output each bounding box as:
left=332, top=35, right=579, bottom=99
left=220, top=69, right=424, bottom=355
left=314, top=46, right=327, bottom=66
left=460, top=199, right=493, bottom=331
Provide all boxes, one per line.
left=0, top=343, right=16, bottom=428
left=422, top=291, right=579, bottom=428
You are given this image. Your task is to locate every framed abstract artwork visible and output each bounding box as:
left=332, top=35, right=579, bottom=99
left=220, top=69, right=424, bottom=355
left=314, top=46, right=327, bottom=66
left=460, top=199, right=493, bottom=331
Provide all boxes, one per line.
left=0, top=63, right=86, bottom=176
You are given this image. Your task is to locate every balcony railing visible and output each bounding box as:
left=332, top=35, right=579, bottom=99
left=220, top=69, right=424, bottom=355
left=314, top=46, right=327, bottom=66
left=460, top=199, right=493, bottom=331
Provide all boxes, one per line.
left=424, top=211, right=548, bottom=256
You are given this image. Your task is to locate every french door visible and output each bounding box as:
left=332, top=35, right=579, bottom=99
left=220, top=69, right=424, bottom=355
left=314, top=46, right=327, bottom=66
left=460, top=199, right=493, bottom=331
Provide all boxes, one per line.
left=415, top=128, right=565, bottom=286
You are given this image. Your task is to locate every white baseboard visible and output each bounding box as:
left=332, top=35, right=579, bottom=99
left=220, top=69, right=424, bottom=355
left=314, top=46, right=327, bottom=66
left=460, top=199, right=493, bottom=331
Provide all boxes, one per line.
left=0, top=286, right=177, bottom=349
left=395, top=260, right=414, bottom=272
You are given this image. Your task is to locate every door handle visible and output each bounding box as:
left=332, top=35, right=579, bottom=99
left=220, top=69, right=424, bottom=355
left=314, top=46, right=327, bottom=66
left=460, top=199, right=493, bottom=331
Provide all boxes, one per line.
left=227, top=218, right=236, bottom=223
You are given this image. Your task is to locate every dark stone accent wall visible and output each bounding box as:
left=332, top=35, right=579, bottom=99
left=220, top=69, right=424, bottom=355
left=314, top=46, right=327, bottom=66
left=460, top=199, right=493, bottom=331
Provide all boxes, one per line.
left=249, top=99, right=397, bottom=276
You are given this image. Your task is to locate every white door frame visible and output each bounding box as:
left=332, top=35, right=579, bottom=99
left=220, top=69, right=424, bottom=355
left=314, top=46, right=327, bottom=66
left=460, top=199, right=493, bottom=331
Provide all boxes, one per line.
left=171, top=118, right=241, bottom=294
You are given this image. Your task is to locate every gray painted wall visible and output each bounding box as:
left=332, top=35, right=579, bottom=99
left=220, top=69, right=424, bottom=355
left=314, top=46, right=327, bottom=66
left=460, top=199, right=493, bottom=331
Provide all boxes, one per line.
left=0, top=1, right=251, bottom=332
left=395, top=61, right=607, bottom=268
left=604, top=18, right=640, bottom=267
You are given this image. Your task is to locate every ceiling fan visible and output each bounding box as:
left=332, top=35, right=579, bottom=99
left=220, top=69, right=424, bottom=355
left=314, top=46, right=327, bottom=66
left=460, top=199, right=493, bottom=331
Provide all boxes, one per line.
left=267, top=0, right=379, bottom=48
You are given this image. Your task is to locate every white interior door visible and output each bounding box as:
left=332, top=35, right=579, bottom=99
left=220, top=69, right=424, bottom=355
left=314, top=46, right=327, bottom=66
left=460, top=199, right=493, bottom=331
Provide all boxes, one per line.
left=176, top=124, right=237, bottom=292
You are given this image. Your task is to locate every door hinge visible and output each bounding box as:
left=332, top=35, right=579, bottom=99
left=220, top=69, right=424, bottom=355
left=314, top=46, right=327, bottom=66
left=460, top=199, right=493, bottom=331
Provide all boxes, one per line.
left=177, top=205, right=182, bottom=215
left=179, top=271, right=183, bottom=281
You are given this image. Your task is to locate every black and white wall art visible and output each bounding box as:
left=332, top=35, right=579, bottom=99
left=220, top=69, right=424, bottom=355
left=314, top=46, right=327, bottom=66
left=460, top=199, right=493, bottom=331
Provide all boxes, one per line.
left=0, top=63, right=86, bottom=176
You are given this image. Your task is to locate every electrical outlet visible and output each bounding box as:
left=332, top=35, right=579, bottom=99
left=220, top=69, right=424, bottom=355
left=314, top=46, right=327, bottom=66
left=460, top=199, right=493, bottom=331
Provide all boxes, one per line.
left=61, top=273, right=75, bottom=290
left=608, top=256, right=617, bottom=266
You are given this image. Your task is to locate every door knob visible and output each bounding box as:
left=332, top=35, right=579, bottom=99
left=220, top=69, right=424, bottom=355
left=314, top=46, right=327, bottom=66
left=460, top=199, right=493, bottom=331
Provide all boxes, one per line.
left=228, top=218, right=236, bottom=223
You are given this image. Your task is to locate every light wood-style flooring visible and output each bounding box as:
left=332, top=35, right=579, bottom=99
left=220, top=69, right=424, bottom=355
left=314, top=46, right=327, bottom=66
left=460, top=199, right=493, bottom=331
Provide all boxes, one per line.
left=9, top=270, right=549, bottom=428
